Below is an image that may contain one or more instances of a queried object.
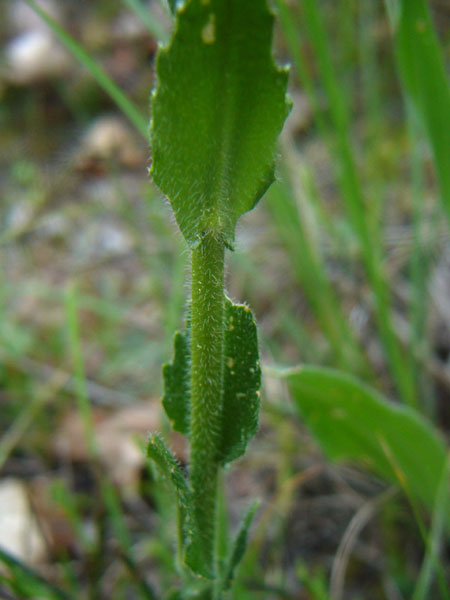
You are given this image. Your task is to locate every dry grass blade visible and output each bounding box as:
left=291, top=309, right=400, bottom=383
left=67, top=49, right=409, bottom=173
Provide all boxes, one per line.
left=329, top=488, right=397, bottom=600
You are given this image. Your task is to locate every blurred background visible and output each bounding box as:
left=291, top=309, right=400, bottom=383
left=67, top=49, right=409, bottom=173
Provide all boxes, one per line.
left=0, top=0, right=449, bottom=598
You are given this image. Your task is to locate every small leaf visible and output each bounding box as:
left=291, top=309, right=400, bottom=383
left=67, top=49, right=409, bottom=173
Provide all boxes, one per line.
left=162, top=299, right=261, bottom=462
left=147, top=434, right=191, bottom=543
left=147, top=434, right=212, bottom=578
left=218, top=299, right=261, bottom=465
left=223, top=500, right=260, bottom=590
left=281, top=366, right=448, bottom=518
left=162, top=331, right=191, bottom=435
left=151, top=0, right=291, bottom=248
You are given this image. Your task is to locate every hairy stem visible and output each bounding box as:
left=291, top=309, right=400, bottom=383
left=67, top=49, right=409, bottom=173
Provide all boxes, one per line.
left=189, top=232, right=226, bottom=574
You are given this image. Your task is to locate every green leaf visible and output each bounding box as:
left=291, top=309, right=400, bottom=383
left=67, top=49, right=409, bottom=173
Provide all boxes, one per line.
left=282, top=366, right=448, bottom=517
left=147, top=434, right=210, bottom=577
left=162, top=331, right=191, bottom=435
left=218, top=299, right=261, bottom=465
left=147, top=434, right=192, bottom=542
left=223, top=500, right=260, bottom=590
left=392, top=0, right=450, bottom=214
left=163, top=299, right=261, bottom=464
left=150, top=0, right=291, bottom=248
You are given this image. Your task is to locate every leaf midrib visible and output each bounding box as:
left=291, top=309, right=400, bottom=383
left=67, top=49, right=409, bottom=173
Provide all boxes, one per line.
left=206, top=0, right=239, bottom=236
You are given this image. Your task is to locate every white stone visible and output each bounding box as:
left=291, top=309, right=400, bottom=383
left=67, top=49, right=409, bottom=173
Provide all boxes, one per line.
left=8, top=0, right=63, bottom=35
left=5, top=30, right=70, bottom=84
left=0, top=479, right=46, bottom=565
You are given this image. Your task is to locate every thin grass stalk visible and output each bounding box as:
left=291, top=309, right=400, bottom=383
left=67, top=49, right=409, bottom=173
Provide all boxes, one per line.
left=23, top=0, right=148, bottom=138
left=272, top=150, right=373, bottom=376
left=65, top=286, right=159, bottom=599
left=121, top=0, right=169, bottom=42
left=407, top=106, right=436, bottom=418
left=412, top=454, right=450, bottom=600
left=279, top=0, right=417, bottom=407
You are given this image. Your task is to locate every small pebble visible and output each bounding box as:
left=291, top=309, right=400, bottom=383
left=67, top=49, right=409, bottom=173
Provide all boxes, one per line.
left=78, top=116, right=145, bottom=168
left=5, top=29, right=70, bottom=83
left=8, top=0, right=63, bottom=35
left=0, top=479, right=46, bottom=564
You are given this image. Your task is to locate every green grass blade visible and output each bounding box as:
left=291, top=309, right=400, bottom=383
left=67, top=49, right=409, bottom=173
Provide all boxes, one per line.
left=66, top=286, right=156, bottom=597
left=279, top=0, right=417, bottom=407
left=273, top=0, right=325, bottom=134
left=413, top=454, right=450, bottom=600
left=0, top=547, right=71, bottom=600
left=299, top=0, right=412, bottom=399
left=23, top=0, right=148, bottom=138
left=296, top=563, right=330, bottom=600
left=50, top=480, right=94, bottom=552
left=223, top=500, right=260, bottom=590
left=121, top=0, right=169, bottom=43
left=407, top=106, right=436, bottom=418
left=0, top=374, right=66, bottom=471
left=391, top=0, right=450, bottom=215
left=358, top=0, right=383, bottom=140
left=267, top=165, right=371, bottom=376
left=65, top=284, right=98, bottom=459
left=230, top=251, right=324, bottom=364
left=166, top=0, right=178, bottom=15
left=102, top=481, right=159, bottom=600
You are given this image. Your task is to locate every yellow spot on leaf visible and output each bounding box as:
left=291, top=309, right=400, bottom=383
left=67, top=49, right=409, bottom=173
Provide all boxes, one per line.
left=331, top=408, right=346, bottom=419
left=416, top=19, right=426, bottom=33
left=202, top=14, right=216, bottom=44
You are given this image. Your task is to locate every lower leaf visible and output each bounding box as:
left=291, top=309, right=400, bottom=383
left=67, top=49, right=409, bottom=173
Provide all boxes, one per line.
left=147, top=434, right=213, bottom=579
left=280, top=366, right=448, bottom=522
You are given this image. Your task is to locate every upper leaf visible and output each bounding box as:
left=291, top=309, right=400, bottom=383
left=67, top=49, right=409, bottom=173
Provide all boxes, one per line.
left=151, top=0, right=291, bottom=248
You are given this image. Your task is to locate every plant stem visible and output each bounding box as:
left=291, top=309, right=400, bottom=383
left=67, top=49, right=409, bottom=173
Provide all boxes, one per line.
left=189, top=232, right=226, bottom=575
